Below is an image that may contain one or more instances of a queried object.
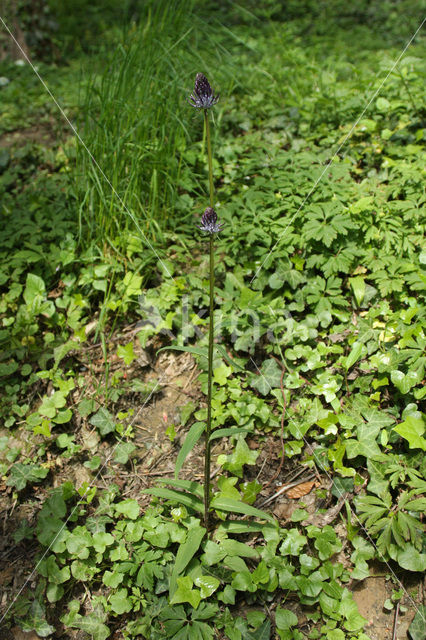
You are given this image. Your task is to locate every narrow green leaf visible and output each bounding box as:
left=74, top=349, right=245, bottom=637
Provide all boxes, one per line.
left=344, top=341, right=363, bottom=370
left=158, top=478, right=204, bottom=499
left=170, top=525, right=206, bottom=597
left=209, top=427, right=251, bottom=441
left=210, top=496, right=275, bottom=524
left=143, top=487, right=203, bottom=512
left=215, top=344, right=246, bottom=371
left=157, top=345, right=208, bottom=359
left=349, top=276, right=365, bottom=306
left=175, top=422, right=205, bottom=478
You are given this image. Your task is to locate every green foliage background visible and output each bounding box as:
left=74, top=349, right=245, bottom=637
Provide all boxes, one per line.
left=0, top=0, right=425, bottom=638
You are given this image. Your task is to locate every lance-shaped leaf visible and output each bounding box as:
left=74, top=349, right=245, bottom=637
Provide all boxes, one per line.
left=174, top=422, right=205, bottom=478
left=143, top=487, right=203, bottom=512
left=210, top=496, right=276, bottom=524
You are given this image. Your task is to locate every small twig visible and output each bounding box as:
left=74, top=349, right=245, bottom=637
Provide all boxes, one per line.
left=392, top=601, right=400, bottom=640
left=183, top=363, right=198, bottom=390
left=256, top=456, right=268, bottom=482
left=145, top=469, right=175, bottom=477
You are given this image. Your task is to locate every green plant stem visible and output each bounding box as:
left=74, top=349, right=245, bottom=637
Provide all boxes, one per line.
left=204, top=110, right=214, bottom=208
left=204, top=109, right=215, bottom=532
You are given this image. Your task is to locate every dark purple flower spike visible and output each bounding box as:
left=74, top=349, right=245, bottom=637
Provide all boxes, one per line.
left=197, top=207, right=224, bottom=234
left=188, top=73, right=219, bottom=109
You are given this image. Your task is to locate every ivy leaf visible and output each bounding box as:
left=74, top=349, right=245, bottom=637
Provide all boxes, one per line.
left=24, top=273, right=45, bottom=305
left=89, top=408, right=116, bottom=436
left=113, top=442, right=136, bottom=464
left=213, top=363, right=232, bottom=385
left=20, top=599, right=55, bottom=637
left=194, top=575, right=220, bottom=598
left=170, top=576, right=201, bottom=609
left=391, top=369, right=420, bottom=394
left=280, top=529, right=307, bottom=556
left=393, top=415, right=426, bottom=451
left=231, top=570, right=257, bottom=592
left=63, top=608, right=110, bottom=640
left=92, top=532, right=115, bottom=554
left=7, top=463, right=49, bottom=491
left=339, top=590, right=366, bottom=632
left=250, top=620, right=271, bottom=640
left=110, top=588, right=132, bottom=614
left=218, top=436, right=259, bottom=477
left=249, top=358, right=282, bottom=395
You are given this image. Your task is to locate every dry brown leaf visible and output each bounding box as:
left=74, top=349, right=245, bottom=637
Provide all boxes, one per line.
left=11, top=628, right=42, bottom=640
left=286, top=480, right=316, bottom=499
left=0, top=566, right=14, bottom=586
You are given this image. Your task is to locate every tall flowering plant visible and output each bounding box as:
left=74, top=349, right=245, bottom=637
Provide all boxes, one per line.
left=189, top=73, right=222, bottom=531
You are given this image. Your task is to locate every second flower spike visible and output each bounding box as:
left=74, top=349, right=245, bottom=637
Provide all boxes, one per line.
left=188, top=73, right=219, bottom=109
left=197, top=207, right=223, bottom=234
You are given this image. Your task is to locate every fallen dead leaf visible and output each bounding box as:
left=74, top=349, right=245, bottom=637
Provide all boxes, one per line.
left=0, top=566, right=14, bottom=586
left=11, top=628, right=42, bottom=640
left=286, top=480, right=316, bottom=499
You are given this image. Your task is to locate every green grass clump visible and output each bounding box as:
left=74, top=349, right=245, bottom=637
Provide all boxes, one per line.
left=76, top=0, right=233, bottom=250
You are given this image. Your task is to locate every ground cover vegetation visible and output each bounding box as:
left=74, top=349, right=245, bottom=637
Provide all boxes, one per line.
left=0, top=0, right=425, bottom=638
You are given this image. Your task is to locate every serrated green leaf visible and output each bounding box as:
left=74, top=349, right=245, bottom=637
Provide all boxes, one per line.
left=117, top=341, right=136, bottom=365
